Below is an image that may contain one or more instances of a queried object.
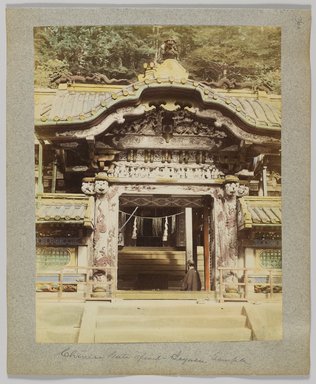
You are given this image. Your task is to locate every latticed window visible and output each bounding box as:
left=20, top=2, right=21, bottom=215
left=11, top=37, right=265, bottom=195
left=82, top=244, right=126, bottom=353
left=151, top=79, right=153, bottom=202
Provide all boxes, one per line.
left=36, top=247, right=71, bottom=270
left=259, top=249, right=282, bottom=269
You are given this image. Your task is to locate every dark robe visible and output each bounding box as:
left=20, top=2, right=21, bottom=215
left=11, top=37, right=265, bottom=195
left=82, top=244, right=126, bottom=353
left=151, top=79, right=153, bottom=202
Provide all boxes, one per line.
left=181, top=268, right=202, bottom=291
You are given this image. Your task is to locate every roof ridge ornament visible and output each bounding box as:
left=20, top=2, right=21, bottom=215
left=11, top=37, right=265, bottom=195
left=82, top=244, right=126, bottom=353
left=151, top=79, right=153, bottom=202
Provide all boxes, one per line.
left=158, top=38, right=179, bottom=62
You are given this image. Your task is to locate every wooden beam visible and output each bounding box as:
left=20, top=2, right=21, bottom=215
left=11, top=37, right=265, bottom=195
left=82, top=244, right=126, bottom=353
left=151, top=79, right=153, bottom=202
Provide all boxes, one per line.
left=203, top=205, right=211, bottom=291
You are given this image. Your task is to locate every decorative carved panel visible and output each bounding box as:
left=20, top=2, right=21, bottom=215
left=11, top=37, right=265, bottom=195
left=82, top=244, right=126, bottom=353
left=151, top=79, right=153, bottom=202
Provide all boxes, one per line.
left=119, top=195, right=206, bottom=208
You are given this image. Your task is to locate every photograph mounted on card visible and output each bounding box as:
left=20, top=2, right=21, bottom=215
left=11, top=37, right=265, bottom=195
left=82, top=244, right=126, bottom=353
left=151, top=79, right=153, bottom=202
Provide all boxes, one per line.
left=6, top=6, right=311, bottom=376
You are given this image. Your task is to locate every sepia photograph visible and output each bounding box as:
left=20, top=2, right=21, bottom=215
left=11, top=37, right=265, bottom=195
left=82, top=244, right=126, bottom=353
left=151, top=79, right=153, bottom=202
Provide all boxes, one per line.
left=34, top=25, right=283, bottom=344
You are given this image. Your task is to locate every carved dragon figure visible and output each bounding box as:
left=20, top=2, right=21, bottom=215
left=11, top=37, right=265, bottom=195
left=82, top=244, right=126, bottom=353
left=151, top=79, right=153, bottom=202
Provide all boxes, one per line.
left=50, top=73, right=86, bottom=85
left=50, top=72, right=131, bottom=86
left=201, top=77, right=274, bottom=93
left=85, top=73, right=131, bottom=85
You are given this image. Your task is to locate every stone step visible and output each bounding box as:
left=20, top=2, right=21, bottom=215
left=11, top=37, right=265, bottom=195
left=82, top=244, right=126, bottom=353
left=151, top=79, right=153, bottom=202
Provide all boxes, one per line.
left=114, top=291, right=216, bottom=300
left=94, top=326, right=252, bottom=343
left=36, top=304, right=83, bottom=327
left=96, top=314, right=247, bottom=328
left=36, top=328, right=80, bottom=343
left=97, top=304, right=241, bottom=316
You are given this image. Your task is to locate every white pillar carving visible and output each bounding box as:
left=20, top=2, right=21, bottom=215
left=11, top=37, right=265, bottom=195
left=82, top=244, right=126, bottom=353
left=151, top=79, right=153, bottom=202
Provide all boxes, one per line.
left=213, top=177, right=240, bottom=290
left=105, top=186, right=120, bottom=291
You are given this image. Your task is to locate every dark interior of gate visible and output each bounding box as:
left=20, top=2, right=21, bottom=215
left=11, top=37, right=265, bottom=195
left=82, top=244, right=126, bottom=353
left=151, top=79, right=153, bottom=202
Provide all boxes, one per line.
left=118, top=194, right=211, bottom=291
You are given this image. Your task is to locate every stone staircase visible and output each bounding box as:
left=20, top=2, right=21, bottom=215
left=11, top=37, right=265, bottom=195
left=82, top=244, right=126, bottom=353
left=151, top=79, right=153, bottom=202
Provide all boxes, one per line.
left=78, top=301, right=253, bottom=343
left=118, top=247, right=205, bottom=290
left=36, top=302, right=84, bottom=343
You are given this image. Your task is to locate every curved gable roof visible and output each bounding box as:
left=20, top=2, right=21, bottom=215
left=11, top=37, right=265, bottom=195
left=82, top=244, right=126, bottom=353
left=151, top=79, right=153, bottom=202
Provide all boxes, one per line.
left=35, top=78, right=281, bottom=132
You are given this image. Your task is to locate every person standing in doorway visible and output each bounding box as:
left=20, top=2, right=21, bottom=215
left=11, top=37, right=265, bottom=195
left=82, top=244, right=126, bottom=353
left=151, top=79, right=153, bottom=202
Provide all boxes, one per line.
left=181, top=260, right=202, bottom=291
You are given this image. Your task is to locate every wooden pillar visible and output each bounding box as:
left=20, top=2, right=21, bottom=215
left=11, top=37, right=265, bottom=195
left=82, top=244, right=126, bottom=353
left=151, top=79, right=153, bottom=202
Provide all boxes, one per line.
left=203, top=205, right=211, bottom=291
left=37, top=142, right=44, bottom=194
left=262, top=166, right=268, bottom=196
left=51, top=159, right=57, bottom=193
left=185, top=207, right=193, bottom=263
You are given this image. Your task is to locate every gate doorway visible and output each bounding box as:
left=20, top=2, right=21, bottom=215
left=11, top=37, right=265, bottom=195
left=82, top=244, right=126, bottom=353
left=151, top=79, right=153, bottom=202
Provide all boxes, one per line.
left=117, top=194, right=212, bottom=291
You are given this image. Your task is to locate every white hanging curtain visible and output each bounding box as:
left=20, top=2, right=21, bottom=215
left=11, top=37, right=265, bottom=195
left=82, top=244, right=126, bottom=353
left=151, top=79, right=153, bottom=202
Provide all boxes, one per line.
left=131, top=217, right=138, bottom=240
left=152, top=217, right=162, bottom=237
left=162, top=217, right=169, bottom=242
left=118, top=230, right=124, bottom=246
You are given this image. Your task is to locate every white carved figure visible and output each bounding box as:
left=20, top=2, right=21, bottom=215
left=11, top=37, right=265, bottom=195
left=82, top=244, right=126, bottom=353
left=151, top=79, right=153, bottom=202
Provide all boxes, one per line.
left=168, top=167, right=174, bottom=178
left=178, top=167, right=185, bottom=179
left=118, top=163, right=127, bottom=178
left=107, top=164, right=115, bottom=177
left=186, top=167, right=193, bottom=179
left=128, top=166, right=133, bottom=178
left=224, top=182, right=240, bottom=198
left=113, top=111, right=125, bottom=125
left=139, top=166, right=147, bottom=178
left=195, top=168, right=202, bottom=179
left=113, top=165, right=120, bottom=178
left=204, top=167, right=212, bottom=179
left=95, top=180, right=109, bottom=194
left=158, top=167, right=164, bottom=177
left=135, top=166, right=142, bottom=178
left=237, top=184, right=250, bottom=197
left=268, top=171, right=281, bottom=187
left=152, top=166, right=159, bottom=177
left=81, top=181, right=95, bottom=195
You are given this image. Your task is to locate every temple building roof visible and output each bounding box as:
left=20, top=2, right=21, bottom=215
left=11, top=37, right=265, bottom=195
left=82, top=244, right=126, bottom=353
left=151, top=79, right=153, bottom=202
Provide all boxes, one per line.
left=237, top=196, right=282, bottom=230
left=36, top=193, right=94, bottom=228
left=34, top=60, right=281, bottom=132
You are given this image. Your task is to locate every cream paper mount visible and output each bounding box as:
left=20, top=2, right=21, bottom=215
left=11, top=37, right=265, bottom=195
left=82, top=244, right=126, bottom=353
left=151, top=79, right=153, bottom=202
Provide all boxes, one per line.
left=6, top=6, right=311, bottom=376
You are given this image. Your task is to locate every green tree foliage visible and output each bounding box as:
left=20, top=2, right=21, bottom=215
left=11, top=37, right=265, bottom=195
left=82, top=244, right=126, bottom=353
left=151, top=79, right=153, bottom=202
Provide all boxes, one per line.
left=34, top=25, right=281, bottom=93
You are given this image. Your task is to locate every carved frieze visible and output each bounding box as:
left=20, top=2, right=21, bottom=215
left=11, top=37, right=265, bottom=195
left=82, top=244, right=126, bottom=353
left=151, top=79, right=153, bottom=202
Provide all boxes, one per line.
left=58, top=105, right=152, bottom=138
left=105, top=160, right=224, bottom=182
left=114, top=135, right=221, bottom=150
left=116, top=149, right=215, bottom=164
left=110, top=110, right=162, bottom=136
left=107, top=108, right=227, bottom=139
